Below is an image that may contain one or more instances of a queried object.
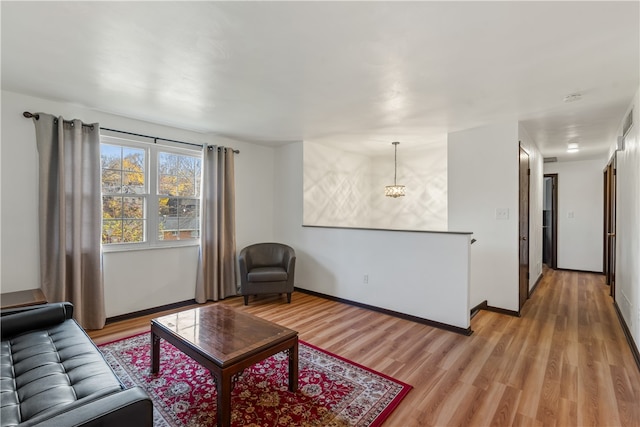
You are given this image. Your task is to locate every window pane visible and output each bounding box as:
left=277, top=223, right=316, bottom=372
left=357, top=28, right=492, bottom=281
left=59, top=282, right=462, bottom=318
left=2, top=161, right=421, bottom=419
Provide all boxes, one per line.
left=123, top=197, right=144, bottom=219
left=101, top=142, right=148, bottom=246
left=158, top=151, right=201, bottom=197
left=178, top=199, right=199, bottom=218
left=102, top=144, right=145, bottom=195
left=158, top=196, right=175, bottom=217
left=101, top=144, right=122, bottom=169
left=102, top=170, right=122, bottom=194
left=123, top=147, right=145, bottom=171
left=157, top=197, right=199, bottom=241
left=159, top=152, right=177, bottom=174
left=103, top=196, right=123, bottom=219
left=158, top=174, right=177, bottom=196
left=123, top=220, right=144, bottom=243
left=103, top=218, right=145, bottom=243
left=123, top=172, right=145, bottom=194
left=102, top=219, right=122, bottom=244
left=177, top=176, right=195, bottom=197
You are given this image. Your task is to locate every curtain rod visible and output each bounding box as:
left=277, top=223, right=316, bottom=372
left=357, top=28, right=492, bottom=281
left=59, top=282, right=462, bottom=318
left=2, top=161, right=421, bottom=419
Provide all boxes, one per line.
left=23, top=111, right=95, bottom=129
left=23, top=111, right=240, bottom=154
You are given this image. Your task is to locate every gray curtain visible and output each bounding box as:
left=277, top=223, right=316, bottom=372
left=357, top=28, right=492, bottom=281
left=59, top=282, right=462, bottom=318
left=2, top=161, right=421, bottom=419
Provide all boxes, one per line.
left=32, top=113, right=105, bottom=329
left=195, top=146, right=237, bottom=302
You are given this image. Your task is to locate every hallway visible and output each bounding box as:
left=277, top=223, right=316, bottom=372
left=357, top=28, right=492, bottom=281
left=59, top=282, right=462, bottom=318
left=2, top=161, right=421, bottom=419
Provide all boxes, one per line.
left=468, top=268, right=640, bottom=426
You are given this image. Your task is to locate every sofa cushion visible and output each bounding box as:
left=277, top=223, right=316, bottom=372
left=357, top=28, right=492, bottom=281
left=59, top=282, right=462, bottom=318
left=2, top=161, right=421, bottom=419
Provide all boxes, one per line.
left=0, top=320, right=123, bottom=425
left=247, top=267, right=288, bottom=282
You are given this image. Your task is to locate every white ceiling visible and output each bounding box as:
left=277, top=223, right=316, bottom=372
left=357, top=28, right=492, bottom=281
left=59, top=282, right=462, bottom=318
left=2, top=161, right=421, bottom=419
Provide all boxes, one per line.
left=2, top=1, right=638, bottom=160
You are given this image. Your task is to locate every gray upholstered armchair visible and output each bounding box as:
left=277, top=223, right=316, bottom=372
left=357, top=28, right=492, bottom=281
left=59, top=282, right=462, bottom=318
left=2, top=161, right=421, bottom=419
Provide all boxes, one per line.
left=238, top=243, right=296, bottom=305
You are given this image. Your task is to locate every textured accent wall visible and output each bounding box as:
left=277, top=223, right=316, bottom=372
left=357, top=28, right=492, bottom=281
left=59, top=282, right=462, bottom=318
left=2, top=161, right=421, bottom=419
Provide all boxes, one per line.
left=303, top=142, right=374, bottom=227
left=369, top=144, right=447, bottom=230
left=303, top=140, right=447, bottom=230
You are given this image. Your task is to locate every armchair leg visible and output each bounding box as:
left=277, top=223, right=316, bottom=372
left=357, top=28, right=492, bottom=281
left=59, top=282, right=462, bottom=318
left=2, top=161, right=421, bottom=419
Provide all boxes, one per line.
left=243, top=295, right=249, bottom=306
left=287, top=293, right=292, bottom=303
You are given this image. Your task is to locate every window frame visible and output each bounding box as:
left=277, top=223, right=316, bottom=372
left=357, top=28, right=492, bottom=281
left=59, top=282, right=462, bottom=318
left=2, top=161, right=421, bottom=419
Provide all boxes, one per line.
left=100, top=134, right=202, bottom=252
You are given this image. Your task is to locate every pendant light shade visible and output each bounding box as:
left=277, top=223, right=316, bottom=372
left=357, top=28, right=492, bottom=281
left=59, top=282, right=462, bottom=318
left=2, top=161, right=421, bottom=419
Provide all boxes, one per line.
left=384, top=141, right=406, bottom=198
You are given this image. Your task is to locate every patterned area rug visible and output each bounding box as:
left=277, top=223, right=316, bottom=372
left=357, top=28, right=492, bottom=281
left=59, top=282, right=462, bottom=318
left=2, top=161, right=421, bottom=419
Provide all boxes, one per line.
left=99, top=333, right=411, bottom=426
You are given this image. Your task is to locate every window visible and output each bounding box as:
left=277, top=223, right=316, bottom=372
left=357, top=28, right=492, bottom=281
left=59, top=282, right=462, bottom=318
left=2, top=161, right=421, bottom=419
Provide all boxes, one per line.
left=101, top=136, right=201, bottom=248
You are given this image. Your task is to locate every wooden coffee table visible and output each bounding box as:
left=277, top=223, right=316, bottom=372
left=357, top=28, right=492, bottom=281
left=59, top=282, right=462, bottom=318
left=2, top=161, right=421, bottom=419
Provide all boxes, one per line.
left=150, top=304, right=298, bottom=427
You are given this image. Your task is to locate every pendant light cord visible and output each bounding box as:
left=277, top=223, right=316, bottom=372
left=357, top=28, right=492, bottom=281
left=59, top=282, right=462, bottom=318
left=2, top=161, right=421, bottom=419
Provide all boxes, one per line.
left=393, top=141, right=399, bottom=185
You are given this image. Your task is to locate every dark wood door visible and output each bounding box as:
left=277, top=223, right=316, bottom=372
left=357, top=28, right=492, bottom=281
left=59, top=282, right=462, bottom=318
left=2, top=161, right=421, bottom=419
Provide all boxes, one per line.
left=519, top=146, right=530, bottom=310
left=604, top=158, right=616, bottom=296
left=543, top=174, right=558, bottom=269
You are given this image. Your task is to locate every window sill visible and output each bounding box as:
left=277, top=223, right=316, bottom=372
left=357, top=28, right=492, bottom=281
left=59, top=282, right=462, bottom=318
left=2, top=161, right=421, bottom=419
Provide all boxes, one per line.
left=102, top=241, right=200, bottom=253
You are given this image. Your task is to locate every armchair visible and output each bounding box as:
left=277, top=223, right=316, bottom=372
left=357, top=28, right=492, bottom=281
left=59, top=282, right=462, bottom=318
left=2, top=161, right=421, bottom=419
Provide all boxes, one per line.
left=239, top=243, right=296, bottom=305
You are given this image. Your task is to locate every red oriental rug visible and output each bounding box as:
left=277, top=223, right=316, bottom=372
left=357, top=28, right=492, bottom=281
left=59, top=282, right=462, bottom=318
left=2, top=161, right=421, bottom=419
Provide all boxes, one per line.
left=99, top=333, right=411, bottom=426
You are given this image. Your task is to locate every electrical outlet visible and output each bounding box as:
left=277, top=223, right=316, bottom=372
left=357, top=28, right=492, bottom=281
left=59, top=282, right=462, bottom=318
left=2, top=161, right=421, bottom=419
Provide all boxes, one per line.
left=363, top=274, right=369, bottom=284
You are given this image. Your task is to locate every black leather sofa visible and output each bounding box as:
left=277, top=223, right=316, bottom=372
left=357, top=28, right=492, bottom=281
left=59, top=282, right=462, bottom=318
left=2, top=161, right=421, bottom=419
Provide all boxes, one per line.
left=0, top=302, right=153, bottom=427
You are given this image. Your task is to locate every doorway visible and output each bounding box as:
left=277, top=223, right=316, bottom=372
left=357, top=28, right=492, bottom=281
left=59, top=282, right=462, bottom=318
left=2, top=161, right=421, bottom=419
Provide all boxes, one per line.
left=543, top=174, right=558, bottom=269
left=519, top=145, right=530, bottom=311
left=604, top=157, right=616, bottom=297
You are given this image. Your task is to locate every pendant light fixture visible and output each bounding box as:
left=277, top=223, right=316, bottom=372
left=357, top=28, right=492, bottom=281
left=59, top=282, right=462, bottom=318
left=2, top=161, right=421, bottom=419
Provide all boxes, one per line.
left=384, top=141, right=406, bottom=198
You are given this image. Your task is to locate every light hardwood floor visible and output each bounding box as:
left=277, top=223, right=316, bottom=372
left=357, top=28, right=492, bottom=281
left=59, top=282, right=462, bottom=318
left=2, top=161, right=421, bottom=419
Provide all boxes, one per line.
left=88, top=269, right=640, bottom=426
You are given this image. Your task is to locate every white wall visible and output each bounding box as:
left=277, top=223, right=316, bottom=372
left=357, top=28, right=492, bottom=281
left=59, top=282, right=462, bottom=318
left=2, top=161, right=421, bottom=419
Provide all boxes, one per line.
left=303, top=140, right=448, bottom=231
left=275, top=142, right=471, bottom=330
left=448, top=122, right=521, bottom=311
left=611, top=87, right=640, bottom=354
left=543, top=159, right=604, bottom=272
left=1, top=90, right=275, bottom=317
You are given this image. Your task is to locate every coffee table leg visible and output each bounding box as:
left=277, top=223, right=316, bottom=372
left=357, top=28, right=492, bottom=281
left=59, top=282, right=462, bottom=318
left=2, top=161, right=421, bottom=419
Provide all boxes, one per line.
left=151, top=331, right=160, bottom=374
left=216, top=370, right=232, bottom=427
left=288, top=338, right=298, bottom=392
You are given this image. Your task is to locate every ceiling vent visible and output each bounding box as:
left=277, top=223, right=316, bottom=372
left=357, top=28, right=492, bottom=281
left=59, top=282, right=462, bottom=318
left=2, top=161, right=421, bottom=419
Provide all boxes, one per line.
left=543, top=157, right=558, bottom=163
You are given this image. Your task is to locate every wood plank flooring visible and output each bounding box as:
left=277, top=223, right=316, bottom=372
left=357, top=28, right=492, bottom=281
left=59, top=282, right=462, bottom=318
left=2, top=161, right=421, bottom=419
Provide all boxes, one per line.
left=88, top=269, right=640, bottom=426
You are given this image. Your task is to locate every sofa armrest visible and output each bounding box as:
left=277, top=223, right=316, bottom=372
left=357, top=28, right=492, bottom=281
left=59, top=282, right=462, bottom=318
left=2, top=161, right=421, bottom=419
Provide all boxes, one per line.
left=26, top=387, right=153, bottom=427
left=1, top=302, right=73, bottom=338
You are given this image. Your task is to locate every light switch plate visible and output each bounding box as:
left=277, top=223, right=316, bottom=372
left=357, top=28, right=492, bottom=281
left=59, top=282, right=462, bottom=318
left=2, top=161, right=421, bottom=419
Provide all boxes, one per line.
left=496, top=208, right=509, bottom=220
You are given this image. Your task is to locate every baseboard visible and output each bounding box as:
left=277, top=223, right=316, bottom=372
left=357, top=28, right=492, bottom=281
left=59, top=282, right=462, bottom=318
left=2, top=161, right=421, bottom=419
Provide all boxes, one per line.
left=469, top=299, right=520, bottom=318
left=529, top=273, right=543, bottom=297
left=470, top=276, right=539, bottom=320
left=106, top=299, right=198, bottom=325
left=555, top=268, right=604, bottom=275
left=485, top=305, right=520, bottom=317
left=470, top=301, right=488, bottom=319
left=613, top=301, right=640, bottom=373
left=294, top=287, right=473, bottom=336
